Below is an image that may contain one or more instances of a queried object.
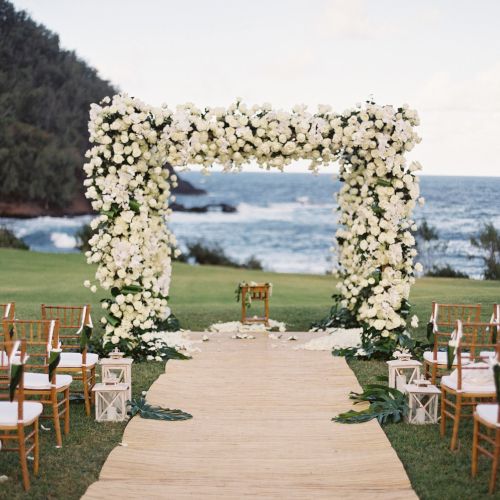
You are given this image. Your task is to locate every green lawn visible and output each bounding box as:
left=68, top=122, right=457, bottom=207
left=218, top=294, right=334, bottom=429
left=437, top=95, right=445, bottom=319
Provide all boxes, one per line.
left=0, top=248, right=499, bottom=499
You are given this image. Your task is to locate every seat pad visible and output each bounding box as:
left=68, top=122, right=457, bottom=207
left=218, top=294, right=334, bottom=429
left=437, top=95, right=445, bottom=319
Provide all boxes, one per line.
left=0, top=401, right=43, bottom=426
left=423, top=351, right=470, bottom=365
left=476, top=404, right=500, bottom=426
left=59, top=352, right=98, bottom=368
left=442, top=368, right=495, bottom=394
left=24, top=372, right=73, bottom=390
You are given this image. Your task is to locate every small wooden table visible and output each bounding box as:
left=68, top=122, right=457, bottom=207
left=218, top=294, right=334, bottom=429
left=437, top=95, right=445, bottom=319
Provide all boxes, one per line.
left=239, top=283, right=271, bottom=326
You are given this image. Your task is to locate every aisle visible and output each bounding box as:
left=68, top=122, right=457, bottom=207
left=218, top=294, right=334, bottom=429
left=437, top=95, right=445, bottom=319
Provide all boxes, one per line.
left=83, top=332, right=416, bottom=499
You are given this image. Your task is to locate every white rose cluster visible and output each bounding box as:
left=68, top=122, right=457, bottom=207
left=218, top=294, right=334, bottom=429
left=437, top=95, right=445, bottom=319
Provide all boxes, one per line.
left=333, top=102, right=423, bottom=354
left=84, top=94, right=176, bottom=352
left=84, top=94, right=422, bottom=358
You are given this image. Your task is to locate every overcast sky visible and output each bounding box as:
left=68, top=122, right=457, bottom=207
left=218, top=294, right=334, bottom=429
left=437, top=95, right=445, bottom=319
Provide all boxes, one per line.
left=12, top=0, right=500, bottom=176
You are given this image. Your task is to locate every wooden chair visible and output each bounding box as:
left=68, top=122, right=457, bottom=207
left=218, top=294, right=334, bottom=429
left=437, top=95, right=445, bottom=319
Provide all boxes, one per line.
left=423, top=302, right=481, bottom=384
left=472, top=340, right=500, bottom=494
left=41, top=304, right=97, bottom=416
left=440, top=320, right=498, bottom=450
left=492, top=303, right=500, bottom=324
left=0, top=339, right=42, bottom=491
left=2, top=318, right=72, bottom=448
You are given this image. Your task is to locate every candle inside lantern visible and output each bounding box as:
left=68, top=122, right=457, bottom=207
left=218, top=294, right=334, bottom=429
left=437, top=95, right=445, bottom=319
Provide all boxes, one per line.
left=396, top=374, right=407, bottom=390
left=415, top=407, right=426, bottom=424
left=107, top=406, right=118, bottom=421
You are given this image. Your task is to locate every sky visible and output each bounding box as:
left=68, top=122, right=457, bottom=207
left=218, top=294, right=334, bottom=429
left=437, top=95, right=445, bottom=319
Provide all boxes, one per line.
left=12, top=0, right=500, bottom=176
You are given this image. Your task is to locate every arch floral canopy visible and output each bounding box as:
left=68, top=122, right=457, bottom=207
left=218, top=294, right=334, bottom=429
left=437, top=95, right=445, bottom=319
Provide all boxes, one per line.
left=83, top=94, right=423, bottom=358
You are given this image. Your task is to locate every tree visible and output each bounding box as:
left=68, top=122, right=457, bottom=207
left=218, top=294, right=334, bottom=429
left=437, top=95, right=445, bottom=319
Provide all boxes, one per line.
left=470, top=223, right=500, bottom=280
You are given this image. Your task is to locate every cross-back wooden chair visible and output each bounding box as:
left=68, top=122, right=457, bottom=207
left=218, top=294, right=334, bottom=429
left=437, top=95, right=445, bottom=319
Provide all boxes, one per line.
left=423, top=302, right=482, bottom=384
left=440, top=320, right=499, bottom=450
left=41, top=304, right=97, bottom=416
left=0, top=339, right=42, bottom=491
left=2, top=318, right=72, bottom=448
left=472, top=368, right=500, bottom=494
left=492, top=303, right=500, bottom=325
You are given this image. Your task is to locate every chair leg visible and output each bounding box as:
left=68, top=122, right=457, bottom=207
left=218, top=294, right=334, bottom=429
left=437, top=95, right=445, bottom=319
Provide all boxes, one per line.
left=17, top=424, right=30, bottom=491
left=33, top=419, right=39, bottom=475
left=82, top=368, right=91, bottom=416
left=472, top=416, right=479, bottom=477
left=91, top=367, right=96, bottom=405
left=451, top=393, right=462, bottom=451
left=64, top=387, right=70, bottom=435
left=52, top=393, right=62, bottom=447
left=489, top=429, right=500, bottom=494
left=440, top=387, right=447, bottom=436
left=431, top=363, right=437, bottom=385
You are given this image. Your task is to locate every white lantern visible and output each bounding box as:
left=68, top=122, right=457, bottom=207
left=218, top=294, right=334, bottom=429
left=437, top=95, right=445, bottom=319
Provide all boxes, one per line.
left=92, top=382, right=129, bottom=422
left=387, top=357, right=422, bottom=390
left=100, top=349, right=133, bottom=400
left=404, top=379, right=441, bottom=424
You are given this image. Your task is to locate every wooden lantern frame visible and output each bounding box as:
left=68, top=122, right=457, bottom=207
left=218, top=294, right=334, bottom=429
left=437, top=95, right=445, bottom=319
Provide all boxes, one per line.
left=239, top=283, right=270, bottom=326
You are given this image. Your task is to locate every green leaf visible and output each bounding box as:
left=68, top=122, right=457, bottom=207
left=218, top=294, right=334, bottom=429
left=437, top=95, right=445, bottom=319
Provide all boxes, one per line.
left=48, top=350, right=61, bottom=382
left=79, top=325, right=93, bottom=353
left=121, top=284, right=142, bottom=294
left=447, top=344, right=454, bottom=370
left=129, top=199, right=140, bottom=214
left=9, top=363, right=23, bottom=402
left=104, top=312, right=121, bottom=327
left=161, top=346, right=191, bottom=360
left=426, top=321, right=435, bottom=343
left=128, top=398, right=192, bottom=421
left=494, top=365, right=500, bottom=403
left=8, top=326, right=14, bottom=340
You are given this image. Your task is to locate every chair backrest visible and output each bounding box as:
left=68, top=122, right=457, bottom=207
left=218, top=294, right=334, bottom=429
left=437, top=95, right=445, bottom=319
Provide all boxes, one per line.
left=41, top=304, right=91, bottom=351
left=454, top=320, right=499, bottom=390
left=2, top=319, right=59, bottom=373
left=431, top=302, right=482, bottom=330
left=0, top=339, right=27, bottom=421
left=492, top=304, right=500, bottom=324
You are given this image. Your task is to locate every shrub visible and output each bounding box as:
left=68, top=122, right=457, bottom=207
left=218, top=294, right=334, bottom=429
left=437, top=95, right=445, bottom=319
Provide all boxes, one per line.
left=0, top=227, right=28, bottom=249
left=426, top=264, right=468, bottom=279
left=470, top=223, right=500, bottom=280
left=75, top=224, right=93, bottom=252
left=183, top=241, right=263, bottom=270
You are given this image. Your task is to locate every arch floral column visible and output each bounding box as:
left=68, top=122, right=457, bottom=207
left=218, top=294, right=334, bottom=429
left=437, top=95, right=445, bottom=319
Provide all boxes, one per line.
left=83, top=95, right=178, bottom=357
left=83, top=94, right=422, bottom=359
left=334, top=103, right=422, bottom=356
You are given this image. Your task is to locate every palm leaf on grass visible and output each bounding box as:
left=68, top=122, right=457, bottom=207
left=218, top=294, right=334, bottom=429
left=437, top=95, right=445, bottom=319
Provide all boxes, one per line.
left=333, top=384, right=408, bottom=425
left=128, top=398, right=192, bottom=421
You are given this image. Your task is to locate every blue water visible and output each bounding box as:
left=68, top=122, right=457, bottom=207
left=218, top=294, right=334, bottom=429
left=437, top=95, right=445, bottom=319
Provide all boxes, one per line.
left=1, top=173, right=499, bottom=277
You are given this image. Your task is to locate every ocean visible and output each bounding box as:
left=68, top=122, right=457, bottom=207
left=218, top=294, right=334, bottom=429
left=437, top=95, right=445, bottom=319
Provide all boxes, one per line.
left=2, top=173, right=499, bottom=278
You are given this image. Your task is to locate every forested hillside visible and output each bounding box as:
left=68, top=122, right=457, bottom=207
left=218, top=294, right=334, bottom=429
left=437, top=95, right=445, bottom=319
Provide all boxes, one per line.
left=0, top=0, right=116, bottom=215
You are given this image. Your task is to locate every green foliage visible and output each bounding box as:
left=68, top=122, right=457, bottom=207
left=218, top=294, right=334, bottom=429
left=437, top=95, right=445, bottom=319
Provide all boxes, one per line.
left=183, top=241, right=263, bottom=270
left=128, top=398, right=192, bottom=421
left=75, top=224, right=93, bottom=252
left=470, top=223, right=500, bottom=280
left=0, top=226, right=28, bottom=249
left=426, top=264, right=469, bottom=279
left=0, top=0, right=116, bottom=210
left=333, top=384, right=408, bottom=424
left=311, top=293, right=358, bottom=330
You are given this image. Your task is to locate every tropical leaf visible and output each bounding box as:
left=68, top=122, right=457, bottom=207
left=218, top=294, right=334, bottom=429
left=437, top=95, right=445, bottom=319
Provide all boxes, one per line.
left=80, top=325, right=93, bottom=353
left=493, top=364, right=500, bottom=403
left=447, top=344, right=454, bottom=370
left=426, top=321, right=435, bottom=343
left=48, top=350, right=61, bottom=382
left=161, top=346, right=191, bottom=360
left=128, top=398, right=192, bottom=421
left=333, top=383, right=408, bottom=425
left=9, top=363, right=23, bottom=402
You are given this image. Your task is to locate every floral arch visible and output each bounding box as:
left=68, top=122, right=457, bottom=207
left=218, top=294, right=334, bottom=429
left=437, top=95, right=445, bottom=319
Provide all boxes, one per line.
left=83, top=94, right=422, bottom=358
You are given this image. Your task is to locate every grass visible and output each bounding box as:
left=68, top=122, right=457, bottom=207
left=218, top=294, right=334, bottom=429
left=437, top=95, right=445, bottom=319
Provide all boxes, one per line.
left=0, top=248, right=499, bottom=498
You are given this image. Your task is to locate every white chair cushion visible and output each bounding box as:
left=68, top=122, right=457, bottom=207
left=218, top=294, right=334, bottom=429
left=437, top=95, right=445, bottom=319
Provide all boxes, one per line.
left=423, top=351, right=470, bottom=365
left=24, top=372, right=73, bottom=390
left=442, top=364, right=495, bottom=394
left=476, top=404, right=500, bottom=426
left=0, top=401, right=43, bottom=426
left=59, top=352, right=98, bottom=368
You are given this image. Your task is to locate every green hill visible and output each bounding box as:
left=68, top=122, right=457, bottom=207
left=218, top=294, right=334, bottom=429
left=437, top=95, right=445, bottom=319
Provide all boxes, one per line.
left=0, top=0, right=116, bottom=215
